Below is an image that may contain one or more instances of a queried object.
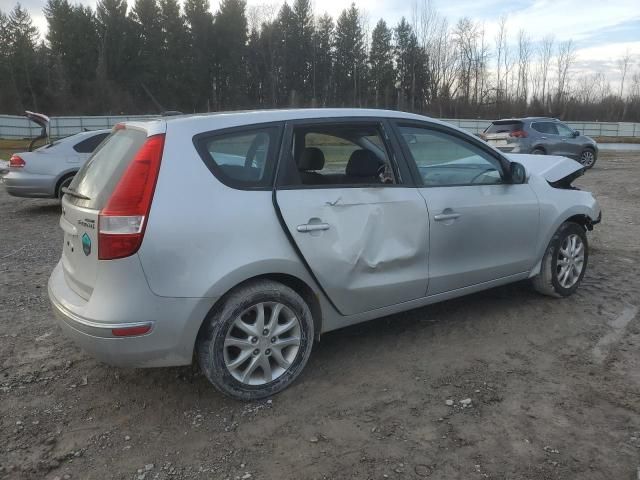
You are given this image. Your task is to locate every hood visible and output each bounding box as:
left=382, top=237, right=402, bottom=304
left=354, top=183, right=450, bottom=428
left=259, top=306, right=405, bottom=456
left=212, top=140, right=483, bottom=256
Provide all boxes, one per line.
left=506, top=154, right=584, bottom=183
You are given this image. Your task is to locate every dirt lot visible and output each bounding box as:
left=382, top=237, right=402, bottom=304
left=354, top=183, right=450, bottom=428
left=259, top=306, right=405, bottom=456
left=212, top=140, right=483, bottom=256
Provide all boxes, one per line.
left=1, top=150, right=639, bottom=480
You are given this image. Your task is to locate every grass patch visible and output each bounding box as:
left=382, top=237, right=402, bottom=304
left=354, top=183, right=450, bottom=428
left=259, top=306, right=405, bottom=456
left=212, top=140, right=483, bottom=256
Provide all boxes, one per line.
left=0, top=138, right=46, bottom=161
left=594, top=136, right=640, bottom=144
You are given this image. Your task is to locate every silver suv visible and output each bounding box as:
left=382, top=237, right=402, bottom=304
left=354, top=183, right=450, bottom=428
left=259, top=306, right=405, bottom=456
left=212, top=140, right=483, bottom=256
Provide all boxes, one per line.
left=48, top=109, right=601, bottom=400
left=482, top=117, right=598, bottom=169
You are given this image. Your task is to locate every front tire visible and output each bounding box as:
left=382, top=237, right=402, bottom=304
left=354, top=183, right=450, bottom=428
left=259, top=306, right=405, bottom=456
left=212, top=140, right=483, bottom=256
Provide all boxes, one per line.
left=532, top=222, right=588, bottom=297
left=197, top=280, right=314, bottom=400
left=579, top=148, right=596, bottom=169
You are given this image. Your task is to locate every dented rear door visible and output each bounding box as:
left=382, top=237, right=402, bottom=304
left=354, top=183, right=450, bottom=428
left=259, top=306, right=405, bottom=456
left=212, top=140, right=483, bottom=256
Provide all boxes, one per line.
left=276, top=187, right=429, bottom=316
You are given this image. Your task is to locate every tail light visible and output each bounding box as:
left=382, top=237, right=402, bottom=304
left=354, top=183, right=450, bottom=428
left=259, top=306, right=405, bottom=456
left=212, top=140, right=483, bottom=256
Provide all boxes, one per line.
left=9, top=154, right=25, bottom=168
left=509, top=130, right=528, bottom=138
left=98, top=134, right=165, bottom=260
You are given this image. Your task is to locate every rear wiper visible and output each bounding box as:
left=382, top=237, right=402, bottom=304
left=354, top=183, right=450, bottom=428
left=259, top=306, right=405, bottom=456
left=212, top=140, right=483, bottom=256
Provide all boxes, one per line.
left=61, top=187, right=90, bottom=200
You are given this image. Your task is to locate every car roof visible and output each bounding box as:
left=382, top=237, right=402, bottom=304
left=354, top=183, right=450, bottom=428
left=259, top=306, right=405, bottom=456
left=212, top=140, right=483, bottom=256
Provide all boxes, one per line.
left=493, top=117, right=558, bottom=123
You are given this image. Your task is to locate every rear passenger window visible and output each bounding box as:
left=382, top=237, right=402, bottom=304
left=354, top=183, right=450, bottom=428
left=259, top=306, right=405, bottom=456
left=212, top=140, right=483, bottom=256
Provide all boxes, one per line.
left=194, top=126, right=281, bottom=189
left=532, top=122, right=559, bottom=135
left=281, top=125, right=398, bottom=187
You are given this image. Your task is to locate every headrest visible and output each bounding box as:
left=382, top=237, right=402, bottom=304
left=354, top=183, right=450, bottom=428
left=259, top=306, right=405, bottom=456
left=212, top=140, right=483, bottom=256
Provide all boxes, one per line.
left=299, top=147, right=325, bottom=171
left=346, top=150, right=381, bottom=177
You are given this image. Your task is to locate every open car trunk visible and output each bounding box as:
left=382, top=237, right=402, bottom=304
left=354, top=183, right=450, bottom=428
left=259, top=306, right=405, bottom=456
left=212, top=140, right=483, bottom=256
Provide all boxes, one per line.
left=24, top=111, right=50, bottom=151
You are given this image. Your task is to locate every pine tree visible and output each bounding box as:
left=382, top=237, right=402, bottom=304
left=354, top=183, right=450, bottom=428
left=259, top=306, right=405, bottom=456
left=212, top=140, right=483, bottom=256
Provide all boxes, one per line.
left=183, top=0, right=214, bottom=111
left=158, top=0, right=188, bottom=110
left=214, top=0, right=248, bottom=110
left=8, top=3, right=40, bottom=111
left=312, top=13, right=334, bottom=106
left=369, top=19, right=395, bottom=108
left=333, top=3, right=366, bottom=106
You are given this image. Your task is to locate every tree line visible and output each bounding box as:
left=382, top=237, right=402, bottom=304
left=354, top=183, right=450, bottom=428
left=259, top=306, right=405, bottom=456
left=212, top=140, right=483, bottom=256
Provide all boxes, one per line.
left=1, top=0, right=639, bottom=121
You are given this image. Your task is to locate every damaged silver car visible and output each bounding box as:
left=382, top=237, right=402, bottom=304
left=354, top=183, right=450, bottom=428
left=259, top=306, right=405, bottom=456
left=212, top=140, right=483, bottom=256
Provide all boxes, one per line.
left=48, top=109, right=601, bottom=400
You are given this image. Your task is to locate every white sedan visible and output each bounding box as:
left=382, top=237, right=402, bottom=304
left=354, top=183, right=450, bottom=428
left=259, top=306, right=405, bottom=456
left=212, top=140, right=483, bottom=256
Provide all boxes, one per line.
left=2, top=129, right=110, bottom=199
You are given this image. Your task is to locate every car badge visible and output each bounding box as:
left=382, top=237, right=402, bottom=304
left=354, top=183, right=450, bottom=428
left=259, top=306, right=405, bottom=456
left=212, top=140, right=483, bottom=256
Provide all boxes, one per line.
left=82, top=233, right=91, bottom=256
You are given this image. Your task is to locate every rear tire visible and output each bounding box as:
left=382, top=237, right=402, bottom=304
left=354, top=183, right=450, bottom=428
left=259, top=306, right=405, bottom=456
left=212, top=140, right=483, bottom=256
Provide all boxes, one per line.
left=532, top=222, right=588, bottom=298
left=56, top=174, right=75, bottom=199
left=196, top=280, right=314, bottom=400
left=579, top=148, right=596, bottom=169
left=531, top=148, right=545, bottom=155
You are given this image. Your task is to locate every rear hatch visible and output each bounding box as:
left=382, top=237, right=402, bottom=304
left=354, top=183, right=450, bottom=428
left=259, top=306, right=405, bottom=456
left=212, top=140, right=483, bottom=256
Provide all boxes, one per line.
left=482, top=121, right=524, bottom=149
left=60, top=127, right=149, bottom=299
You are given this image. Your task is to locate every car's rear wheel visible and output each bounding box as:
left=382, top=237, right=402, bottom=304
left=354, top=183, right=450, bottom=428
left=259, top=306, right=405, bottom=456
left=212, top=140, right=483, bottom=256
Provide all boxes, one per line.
left=56, top=174, right=75, bottom=199
left=197, top=280, right=314, bottom=400
left=531, top=148, right=545, bottom=155
left=532, top=222, right=588, bottom=297
left=579, top=148, right=596, bottom=169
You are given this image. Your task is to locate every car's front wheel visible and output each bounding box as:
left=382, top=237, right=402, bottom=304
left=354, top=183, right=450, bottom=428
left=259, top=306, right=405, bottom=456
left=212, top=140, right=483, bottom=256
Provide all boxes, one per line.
left=532, top=222, right=588, bottom=297
left=579, top=148, right=597, bottom=169
left=197, top=279, right=314, bottom=400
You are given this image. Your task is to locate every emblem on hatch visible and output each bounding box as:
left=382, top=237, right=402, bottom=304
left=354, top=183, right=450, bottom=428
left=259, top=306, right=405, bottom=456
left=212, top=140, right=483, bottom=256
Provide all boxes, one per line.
left=82, top=233, right=91, bottom=256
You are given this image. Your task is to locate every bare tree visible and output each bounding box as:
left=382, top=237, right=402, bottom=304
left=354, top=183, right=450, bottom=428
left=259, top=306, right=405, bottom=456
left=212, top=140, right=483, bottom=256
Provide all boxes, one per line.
left=555, top=40, right=576, bottom=110
left=536, top=35, right=554, bottom=109
left=617, top=50, right=631, bottom=98
left=516, top=29, right=532, bottom=106
left=494, top=15, right=507, bottom=111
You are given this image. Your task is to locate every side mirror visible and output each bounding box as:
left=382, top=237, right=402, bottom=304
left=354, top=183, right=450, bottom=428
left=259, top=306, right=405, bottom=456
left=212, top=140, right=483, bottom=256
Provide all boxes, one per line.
left=573, top=130, right=580, bottom=137
left=510, top=162, right=526, bottom=184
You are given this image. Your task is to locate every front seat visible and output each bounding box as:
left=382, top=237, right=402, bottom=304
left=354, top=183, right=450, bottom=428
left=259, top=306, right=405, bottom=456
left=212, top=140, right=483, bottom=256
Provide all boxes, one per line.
left=298, top=147, right=327, bottom=184
left=345, top=149, right=382, bottom=184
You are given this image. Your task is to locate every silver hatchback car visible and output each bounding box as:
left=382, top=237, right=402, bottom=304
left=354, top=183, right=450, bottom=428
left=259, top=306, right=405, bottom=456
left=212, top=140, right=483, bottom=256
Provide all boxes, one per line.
left=48, top=109, right=601, bottom=400
left=482, top=117, right=599, bottom=169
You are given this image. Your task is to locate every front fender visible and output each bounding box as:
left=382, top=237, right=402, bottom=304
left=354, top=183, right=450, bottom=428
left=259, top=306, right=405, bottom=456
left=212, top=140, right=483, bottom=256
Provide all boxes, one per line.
left=529, top=178, right=601, bottom=276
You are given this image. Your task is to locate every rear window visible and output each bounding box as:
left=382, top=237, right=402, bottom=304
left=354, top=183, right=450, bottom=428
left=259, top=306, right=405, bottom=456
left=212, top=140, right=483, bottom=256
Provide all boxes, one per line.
left=485, top=121, right=523, bottom=134
left=68, top=128, right=147, bottom=209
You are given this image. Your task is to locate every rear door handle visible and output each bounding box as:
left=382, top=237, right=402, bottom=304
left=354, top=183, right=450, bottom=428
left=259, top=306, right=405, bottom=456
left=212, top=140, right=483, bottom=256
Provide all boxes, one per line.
left=297, top=223, right=330, bottom=233
left=434, top=213, right=461, bottom=222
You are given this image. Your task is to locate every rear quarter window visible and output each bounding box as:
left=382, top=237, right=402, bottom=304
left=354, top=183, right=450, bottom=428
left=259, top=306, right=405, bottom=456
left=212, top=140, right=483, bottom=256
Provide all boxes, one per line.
left=193, top=125, right=282, bottom=189
left=73, top=132, right=110, bottom=153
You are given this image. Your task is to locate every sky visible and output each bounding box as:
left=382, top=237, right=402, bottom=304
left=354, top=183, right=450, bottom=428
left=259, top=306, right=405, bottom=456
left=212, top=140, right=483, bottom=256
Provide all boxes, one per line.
left=11, top=0, right=640, bottom=86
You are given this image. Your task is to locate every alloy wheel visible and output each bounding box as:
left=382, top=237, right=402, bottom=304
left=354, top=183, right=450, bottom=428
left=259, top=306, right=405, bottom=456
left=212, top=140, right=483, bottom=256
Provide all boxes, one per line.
left=580, top=150, right=595, bottom=168
left=556, top=234, right=585, bottom=288
left=223, top=302, right=301, bottom=385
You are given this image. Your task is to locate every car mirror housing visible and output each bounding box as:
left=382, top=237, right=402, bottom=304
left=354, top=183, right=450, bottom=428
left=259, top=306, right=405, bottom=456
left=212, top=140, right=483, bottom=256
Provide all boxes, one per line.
left=573, top=130, right=580, bottom=137
left=510, top=162, right=527, bottom=184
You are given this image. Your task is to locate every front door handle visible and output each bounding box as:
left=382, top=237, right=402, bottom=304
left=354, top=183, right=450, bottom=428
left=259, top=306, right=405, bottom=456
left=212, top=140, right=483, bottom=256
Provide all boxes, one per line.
left=297, top=223, right=330, bottom=233
left=434, top=212, right=461, bottom=222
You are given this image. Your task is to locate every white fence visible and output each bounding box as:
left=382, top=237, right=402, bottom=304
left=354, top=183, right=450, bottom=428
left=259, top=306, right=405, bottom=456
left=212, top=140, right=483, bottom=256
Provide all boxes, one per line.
left=442, top=118, right=640, bottom=137
left=1, top=113, right=639, bottom=139
left=0, top=114, right=156, bottom=139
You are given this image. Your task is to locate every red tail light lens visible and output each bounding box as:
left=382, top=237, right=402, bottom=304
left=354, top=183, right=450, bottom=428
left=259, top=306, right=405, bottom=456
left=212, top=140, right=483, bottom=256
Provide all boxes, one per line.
left=98, top=134, right=165, bottom=260
left=509, top=130, right=528, bottom=138
left=9, top=154, right=25, bottom=168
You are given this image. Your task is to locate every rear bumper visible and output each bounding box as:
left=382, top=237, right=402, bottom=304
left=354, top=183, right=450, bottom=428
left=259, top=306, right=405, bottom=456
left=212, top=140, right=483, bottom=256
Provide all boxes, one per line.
left=47, top=259, right=214, bottom=367
left=2, top=170, right=56, bottom=198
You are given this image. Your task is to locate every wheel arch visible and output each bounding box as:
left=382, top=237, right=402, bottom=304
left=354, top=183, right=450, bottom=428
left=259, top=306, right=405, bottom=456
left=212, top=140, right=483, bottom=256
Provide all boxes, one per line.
left=54, top=169, right=78, bottom=198
left=531, top=145, right=547, bottom=154
left=194, top=272, right=323, bottom=352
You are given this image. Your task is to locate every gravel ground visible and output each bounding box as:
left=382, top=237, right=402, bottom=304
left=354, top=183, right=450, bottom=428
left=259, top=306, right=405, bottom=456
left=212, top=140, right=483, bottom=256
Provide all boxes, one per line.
left=1, top=151, right=639, bottom=480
